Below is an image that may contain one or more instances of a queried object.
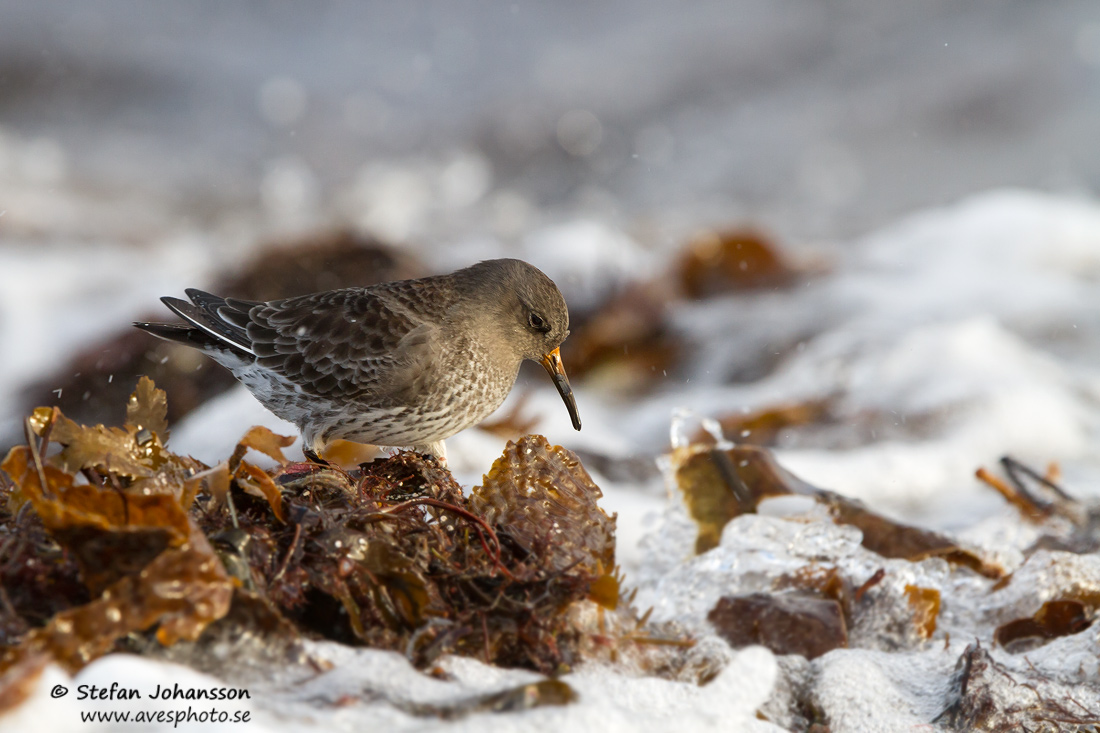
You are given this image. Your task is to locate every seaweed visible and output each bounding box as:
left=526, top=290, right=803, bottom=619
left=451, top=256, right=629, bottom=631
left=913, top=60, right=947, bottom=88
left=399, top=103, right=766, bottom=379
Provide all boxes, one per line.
left=0, top=379, right=234, bottom=675
left=670, top=443, right=1002, bottom=577
left=975, top=455, right=1100, bottom=559
left=561, top=282, right=682, bottom=392
left=562, top=229, right=810, bottom=395
left=394, top=679, right=577, bottom=718
left=690, top=400, right=834, bottom=447
left=994, top=600, right=1092, bottom=653
left=0, top=379, right=661, bottom=712
left=677, top=228, right=801, bottom=298
left=673, top=442, right=1002, bottom=661
left=975, top=457, right=1077, bottom=524
left=903, top=585, right=941, bottom=640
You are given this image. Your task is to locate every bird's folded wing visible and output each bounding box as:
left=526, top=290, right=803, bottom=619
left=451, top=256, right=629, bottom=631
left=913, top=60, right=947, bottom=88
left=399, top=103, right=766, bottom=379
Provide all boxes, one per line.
left=245, top=288, right=441, bottom=405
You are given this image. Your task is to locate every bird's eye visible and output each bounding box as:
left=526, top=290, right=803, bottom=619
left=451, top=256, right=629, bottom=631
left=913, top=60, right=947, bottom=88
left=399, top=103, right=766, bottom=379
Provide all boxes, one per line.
left=528, top=312, right=548, bottom=332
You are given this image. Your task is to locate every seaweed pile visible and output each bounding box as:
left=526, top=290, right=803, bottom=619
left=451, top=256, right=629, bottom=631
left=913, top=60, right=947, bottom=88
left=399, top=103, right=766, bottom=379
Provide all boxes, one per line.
left=0, top=378, right=636, bottom=711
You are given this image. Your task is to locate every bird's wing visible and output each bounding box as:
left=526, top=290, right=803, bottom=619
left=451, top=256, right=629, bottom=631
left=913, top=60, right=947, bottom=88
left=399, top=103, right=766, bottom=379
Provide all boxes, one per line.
left=245, top=288, right=443, bottom=404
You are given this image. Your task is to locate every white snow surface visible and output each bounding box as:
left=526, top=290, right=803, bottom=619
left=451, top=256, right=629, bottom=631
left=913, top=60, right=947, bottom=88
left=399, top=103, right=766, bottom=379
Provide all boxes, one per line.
left=7, top=182, right=1100, bottom=730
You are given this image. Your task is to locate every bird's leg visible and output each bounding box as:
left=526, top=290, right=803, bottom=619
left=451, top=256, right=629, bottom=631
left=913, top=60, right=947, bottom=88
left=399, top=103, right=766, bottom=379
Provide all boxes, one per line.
left=412, top=440, right=447, bottom=467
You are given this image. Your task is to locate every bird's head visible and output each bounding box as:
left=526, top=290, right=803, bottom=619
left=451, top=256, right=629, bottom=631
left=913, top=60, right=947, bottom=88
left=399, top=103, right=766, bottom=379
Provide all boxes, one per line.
left=459, top=259, right=581, bottom=431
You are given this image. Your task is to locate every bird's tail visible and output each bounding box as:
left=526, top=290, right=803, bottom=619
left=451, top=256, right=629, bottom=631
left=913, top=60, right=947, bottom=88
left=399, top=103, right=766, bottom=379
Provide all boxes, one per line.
left=134, top=289, right=259, bottom=357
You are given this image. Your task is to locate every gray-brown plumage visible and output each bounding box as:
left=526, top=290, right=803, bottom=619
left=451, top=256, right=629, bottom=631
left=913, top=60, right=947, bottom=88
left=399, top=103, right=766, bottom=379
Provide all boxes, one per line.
left=135, top=258, right=581, bottom=462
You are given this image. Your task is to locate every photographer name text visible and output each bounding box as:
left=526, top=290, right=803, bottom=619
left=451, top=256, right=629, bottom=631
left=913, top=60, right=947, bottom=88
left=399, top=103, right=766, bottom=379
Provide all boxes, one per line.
left=75, top=683, right=251, bottom=701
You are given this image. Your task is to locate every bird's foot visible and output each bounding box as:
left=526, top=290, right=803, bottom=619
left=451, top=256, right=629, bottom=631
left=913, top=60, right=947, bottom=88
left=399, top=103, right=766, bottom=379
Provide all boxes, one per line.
left=303, top=447, right=334, bottom=467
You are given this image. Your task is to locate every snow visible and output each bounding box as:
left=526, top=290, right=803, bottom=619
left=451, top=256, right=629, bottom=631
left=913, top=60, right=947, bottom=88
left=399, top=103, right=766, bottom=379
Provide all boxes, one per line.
left=169, top=386, right=303, bottom=466
left=222, top=641, right=781, bottom=733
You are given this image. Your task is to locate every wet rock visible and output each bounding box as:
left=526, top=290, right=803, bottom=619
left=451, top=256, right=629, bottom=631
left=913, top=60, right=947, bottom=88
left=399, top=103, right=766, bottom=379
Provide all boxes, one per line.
left=936, top=643, right=1100, bottom=731
left=708, top=593, right=848, bottom=660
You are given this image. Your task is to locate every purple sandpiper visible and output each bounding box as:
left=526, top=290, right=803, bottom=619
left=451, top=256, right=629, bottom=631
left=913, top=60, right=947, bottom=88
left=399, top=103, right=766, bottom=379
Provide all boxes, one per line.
left=135, top=258, right=581, bottom=462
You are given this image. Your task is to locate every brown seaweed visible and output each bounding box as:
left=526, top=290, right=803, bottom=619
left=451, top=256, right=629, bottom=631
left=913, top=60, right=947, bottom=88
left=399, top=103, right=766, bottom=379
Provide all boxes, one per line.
left=677, top=228, right=800, bottom=298
left=0, top=653, right=48, bottom=714
left=903, top=585, right=941, bottom=640
left=691, top=400, right=833, bottom=447
left=0, top=380, right=235, bottom=676
left=994, top=599, right=1093, bottom=653
left=562, top=228, right=807, bottom=393
left=561, top=282, right=682, bottom=392
left=396, top=679, right=577, bottom=719
left=470, top=435, right=616, bottom=576
left=671, top=443, right=1002, bottom=577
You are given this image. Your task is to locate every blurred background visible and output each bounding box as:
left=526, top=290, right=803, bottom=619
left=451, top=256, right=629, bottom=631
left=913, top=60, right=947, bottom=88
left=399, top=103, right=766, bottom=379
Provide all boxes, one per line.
left=3, top=0, right=1100, bottom=514
left=3, top=1, right=1100, bottom=241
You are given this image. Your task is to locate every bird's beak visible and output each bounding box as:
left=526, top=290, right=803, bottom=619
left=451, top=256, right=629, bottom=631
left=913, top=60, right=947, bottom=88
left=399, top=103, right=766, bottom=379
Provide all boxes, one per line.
left=540, top=347, right=582, bottom=431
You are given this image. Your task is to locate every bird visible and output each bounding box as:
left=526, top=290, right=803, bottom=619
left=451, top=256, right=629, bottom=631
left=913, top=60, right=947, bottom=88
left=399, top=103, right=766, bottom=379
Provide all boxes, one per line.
left=134, top=258, right=581, bottom=464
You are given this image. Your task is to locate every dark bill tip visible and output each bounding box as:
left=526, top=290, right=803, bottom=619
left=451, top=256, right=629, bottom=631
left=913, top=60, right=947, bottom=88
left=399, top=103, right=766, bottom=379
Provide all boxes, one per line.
left=540, top=347, right=582, bottom=431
